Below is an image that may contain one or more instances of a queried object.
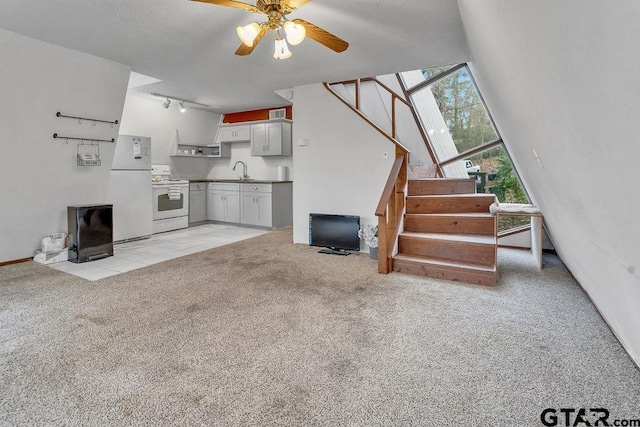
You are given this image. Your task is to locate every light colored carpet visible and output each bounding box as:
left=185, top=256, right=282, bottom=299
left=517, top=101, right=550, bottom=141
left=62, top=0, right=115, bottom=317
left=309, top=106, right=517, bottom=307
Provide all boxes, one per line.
left=1, top=227, right=639, bottom=426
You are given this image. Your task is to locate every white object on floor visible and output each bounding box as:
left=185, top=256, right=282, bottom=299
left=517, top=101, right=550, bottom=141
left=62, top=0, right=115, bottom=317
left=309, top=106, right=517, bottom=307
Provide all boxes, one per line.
left=34, top=249, right=69, bottom=265
left=41, top=233, right=67, bottom=253
left=47, top=224, right=268, bottom=281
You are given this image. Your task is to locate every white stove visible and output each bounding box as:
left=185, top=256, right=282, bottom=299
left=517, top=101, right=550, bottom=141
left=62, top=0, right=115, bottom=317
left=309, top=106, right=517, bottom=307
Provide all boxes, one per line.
left=151, top=164, right=189, bottom=185
left=151, top=165, right=189, bottom=233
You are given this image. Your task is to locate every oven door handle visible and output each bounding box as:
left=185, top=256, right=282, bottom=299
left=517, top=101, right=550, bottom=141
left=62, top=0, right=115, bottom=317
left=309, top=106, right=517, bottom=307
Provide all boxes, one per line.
left=153, top=184, right=187, bottom=189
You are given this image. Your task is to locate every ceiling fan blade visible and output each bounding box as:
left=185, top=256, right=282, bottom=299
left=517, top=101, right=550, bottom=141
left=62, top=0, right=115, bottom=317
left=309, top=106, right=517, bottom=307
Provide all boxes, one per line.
left=293, top=19, right=349, bottom=53
left=286, top=0, right=313, bottom=9
left=235, top=25, right=269, bottom=56
left=191, top=0, right=259, bottom=13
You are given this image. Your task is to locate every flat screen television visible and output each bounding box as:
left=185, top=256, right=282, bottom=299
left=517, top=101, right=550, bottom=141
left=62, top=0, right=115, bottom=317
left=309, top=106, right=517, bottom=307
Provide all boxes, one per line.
left=309, top=213, right=360, bottom=255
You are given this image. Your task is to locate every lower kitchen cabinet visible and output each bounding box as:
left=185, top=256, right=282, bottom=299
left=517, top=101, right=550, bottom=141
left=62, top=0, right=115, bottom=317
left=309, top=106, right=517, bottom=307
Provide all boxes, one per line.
left=205, top=182, right=292, bottom=228
left=240, top=185, right=272, bottom=227
left=189, top=182, right=207, bottom=223
left=240, top=183, right=292, bottom=228
left=207, top=183, right=240, bottom=223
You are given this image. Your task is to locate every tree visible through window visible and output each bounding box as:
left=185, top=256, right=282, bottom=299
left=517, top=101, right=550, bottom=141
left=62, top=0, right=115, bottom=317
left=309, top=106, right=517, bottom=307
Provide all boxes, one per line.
left=426, top=67, right=499, bottom=154
left=402, top=64, right=530, bottom=233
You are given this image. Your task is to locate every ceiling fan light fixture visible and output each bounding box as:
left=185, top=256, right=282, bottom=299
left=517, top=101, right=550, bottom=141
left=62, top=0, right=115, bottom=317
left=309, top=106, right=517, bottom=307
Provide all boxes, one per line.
left=273, top=35, right=292, bottom=60
left=237, top=22, right=261, bottom=47
left=283, top=20, right=306, bottom=46
left=163, top=98, right=171, bottom=109
left=179, top=101, right=186, bottom=113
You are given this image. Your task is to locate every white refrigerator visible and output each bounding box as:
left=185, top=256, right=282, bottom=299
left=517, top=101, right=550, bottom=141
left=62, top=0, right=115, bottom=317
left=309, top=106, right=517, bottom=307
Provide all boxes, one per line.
left=107, top=135, right=153, bottom=242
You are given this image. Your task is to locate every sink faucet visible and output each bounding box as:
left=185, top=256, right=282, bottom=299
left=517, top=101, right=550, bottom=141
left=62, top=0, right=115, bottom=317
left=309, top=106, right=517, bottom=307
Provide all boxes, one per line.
left=232, top=161, right=249, bottom=180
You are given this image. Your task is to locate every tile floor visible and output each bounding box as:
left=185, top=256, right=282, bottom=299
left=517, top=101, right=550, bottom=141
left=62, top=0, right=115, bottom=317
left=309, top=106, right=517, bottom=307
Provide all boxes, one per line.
left=48, top=224, right=269, bottom=281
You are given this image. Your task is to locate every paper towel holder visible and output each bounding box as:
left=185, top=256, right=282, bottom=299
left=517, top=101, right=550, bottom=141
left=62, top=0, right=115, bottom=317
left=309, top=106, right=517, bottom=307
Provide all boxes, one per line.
left=278, top=165, right=288, bottom=181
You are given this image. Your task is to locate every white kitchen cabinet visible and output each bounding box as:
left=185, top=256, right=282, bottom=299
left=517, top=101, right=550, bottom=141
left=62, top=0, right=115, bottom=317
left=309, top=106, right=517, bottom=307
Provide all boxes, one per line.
left=207, top=183, right=240, bottom=223
left=250, top=121, right=292, bottom=156
left=240, top=184, right=273, bottom=227
left=215, top=125, right=250, bottom=144
left=189, top=182, right=207, bottom=224
left=239, top=183, right=292, bottom=228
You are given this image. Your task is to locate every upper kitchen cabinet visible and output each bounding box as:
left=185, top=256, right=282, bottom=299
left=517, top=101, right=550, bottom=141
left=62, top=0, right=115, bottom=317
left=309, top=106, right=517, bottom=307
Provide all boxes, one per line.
left=251, top=120, right=292, bottom=157
left=215, top=124, right=250, bottom=144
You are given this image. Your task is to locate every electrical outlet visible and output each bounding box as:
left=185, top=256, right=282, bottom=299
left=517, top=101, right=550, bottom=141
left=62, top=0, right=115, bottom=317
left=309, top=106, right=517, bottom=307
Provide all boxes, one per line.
left=383, top=151, right=389, bottom=159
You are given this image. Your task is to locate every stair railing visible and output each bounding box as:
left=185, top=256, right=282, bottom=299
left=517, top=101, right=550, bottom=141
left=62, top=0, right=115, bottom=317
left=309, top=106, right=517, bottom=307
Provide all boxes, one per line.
left=324, top=79, right=411, bottom=273
left=375, top=153, right=408, bottom=273
left=324, top=78, right=441, bottom=175
left=323, top=81, right=410, bottom=153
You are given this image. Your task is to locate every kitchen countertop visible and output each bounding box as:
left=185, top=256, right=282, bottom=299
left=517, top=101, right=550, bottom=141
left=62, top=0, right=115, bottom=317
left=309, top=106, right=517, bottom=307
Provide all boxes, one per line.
left=188, top=179, right=293, bottom=184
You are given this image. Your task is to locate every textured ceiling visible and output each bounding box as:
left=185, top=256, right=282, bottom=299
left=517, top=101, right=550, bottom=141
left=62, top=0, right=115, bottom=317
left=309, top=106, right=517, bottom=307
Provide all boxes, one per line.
left=0, top=0, right=469, bottom=112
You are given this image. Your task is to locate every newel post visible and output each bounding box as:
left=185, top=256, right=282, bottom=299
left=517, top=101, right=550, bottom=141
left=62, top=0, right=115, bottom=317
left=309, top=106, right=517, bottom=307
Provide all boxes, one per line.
left=377, top=213, right=389, bottom=273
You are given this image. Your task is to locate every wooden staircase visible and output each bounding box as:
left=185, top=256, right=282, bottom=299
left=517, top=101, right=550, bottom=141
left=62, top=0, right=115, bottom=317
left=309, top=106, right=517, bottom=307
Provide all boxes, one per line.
left=393, top=178, right=498, bottom=286
left=323, top=78, right=498, bottom=286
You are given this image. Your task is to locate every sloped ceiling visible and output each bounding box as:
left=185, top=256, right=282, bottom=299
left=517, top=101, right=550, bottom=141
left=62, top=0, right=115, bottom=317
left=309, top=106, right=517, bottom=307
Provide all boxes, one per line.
left=0, top=0, right=469, bottom=112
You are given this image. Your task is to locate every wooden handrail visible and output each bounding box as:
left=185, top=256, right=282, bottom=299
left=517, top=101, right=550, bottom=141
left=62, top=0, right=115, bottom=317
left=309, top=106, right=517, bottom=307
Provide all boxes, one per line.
left=365, top=77, right=412, bottom=108
left=394, top=73, right=442, bottom=176
left=323, top=79, right=411, bottom=274
left=323, top=82, right=410, bottom=154
left=375, top=156, right=404, bottom=216
left=375, top=154, right=408, bottom=274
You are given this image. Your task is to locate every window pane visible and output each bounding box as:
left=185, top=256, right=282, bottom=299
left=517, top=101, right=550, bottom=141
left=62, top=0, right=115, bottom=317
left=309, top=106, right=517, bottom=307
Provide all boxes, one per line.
left=411, top=66, right=499, bottom=161
left=463, top=147, right=530, bottom=232
left=399, top=64, right=458, bottom=89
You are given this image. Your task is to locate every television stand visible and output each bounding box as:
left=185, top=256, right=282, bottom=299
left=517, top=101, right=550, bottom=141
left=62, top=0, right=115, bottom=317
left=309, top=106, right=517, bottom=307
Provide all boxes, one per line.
left=318, top=248, right=350, bottom=256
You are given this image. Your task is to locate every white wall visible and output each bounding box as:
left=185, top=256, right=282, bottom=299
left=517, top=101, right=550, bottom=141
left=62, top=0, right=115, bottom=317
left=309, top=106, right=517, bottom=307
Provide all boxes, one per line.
left=120, top=94, right=294, bottom=182
left=206, top=142, right=294, bottom=182
left=376, top=74, right=437, bottom=168
left=292, top=83, right=395, bottom=251
left=457, top=0, right=640, bottom=364
left=119, top=94, right=220, bottom=180
left=0, top=29, right=130, bottom=262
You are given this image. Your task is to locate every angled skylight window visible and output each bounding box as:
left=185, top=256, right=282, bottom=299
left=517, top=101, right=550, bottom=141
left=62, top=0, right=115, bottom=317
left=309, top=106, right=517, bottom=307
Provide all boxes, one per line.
left=399, top=64, right=530, bottom=233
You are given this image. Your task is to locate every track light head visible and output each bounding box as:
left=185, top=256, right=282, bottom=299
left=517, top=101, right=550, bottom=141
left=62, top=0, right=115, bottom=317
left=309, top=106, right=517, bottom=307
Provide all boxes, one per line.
left=151, top=92, right=208, bottom=110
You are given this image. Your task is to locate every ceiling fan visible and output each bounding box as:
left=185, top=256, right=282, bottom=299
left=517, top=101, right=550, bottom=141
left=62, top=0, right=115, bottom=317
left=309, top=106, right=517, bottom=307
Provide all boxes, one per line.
left=192, top=0, right=349, bottom=59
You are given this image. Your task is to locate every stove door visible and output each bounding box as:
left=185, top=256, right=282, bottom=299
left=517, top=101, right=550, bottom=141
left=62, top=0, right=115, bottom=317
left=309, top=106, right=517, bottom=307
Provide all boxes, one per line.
left=152, top=184, right=189, bottom=220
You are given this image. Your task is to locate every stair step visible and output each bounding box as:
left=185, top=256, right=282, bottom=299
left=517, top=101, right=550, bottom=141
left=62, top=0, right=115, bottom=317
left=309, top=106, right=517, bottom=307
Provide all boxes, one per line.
left=393, top=254, right=496, bottom=286
left=408, top=178, right=476, bottom=196
left=398, top=232, right=496, bottom=266
left=406, top=194, right=496, bottom=214
left=404, top=213, right=496, bottom=235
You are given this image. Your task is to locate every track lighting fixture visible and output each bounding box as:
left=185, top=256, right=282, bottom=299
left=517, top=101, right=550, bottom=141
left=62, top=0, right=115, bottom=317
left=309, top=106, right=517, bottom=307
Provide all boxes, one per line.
left=151, top=93, right=210, bottom=111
